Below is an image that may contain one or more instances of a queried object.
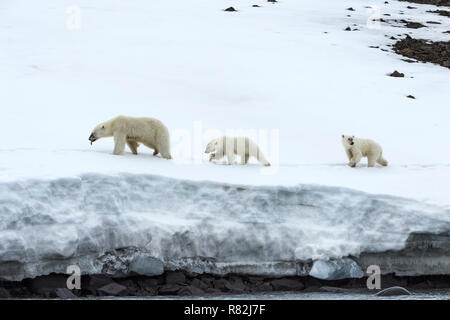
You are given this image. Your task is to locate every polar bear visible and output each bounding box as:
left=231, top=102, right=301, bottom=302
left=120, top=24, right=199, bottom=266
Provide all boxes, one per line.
left=341, top=135, right=388, bottom=167
left=205, top=136, right=271, bottom=166
left=89, top=115, right=172, bottom=159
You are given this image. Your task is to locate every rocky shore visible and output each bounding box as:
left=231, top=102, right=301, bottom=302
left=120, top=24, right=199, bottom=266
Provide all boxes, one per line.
left=1, top=271, right=450, bottom=299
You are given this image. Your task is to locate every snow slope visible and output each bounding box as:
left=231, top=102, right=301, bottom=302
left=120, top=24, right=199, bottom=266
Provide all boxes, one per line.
left=0, top=0, right=449, bottom=280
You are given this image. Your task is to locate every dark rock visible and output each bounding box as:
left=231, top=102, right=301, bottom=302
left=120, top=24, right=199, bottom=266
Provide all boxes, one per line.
left=54, top=288, right=77, bottom=299
left=158, top=284, right=182, bottom=295
left=394, top=36, right=450, bottom=69
left=97, top=283, right=128, bottom=296
left=199, top=275, right=216, bottom=286
left=87, top=274, right=116, bottom=292
left=380, top=274, right=408, bottom=288
left=319, top=286, right=350, bottom=293
left=404, top=22, right=426, bottom=29
left=410, top=281, right=432, bottom=289
left=254, top=282, right=273, bottom=292
left=213, top=278, right=233, bottom=292
left=252, top=5, right=261, bottom=7
left=117, top=279, right=141, bottom=295
left=268, top=0, right=277, bottom=3
left=406, top=6, right=417, bottom=9
left=224, top=7, right=237, bottom=12
left=401, top=0, right=449, bottom=6
left=270, top=278, right=304, bottom=291
left=390, top=70, right=405, bottom=77
left=420, top=276, right=450, bottom=288
left=305, top=276, right=323, bottom=288
left=375, top=286, right=411, bottom=297
left=0, top=287, right=11, bottom=298
left=29, top=274, right=67, bottom=291
left=165, top=271, right=186, bottom=285
left=407, top=95, right=416, bottom=99
left=347, top=7, right=355, bottom=11
left=426, top=21, right=441, bottom=24
left=138, top=278, right=158, bottom=295
left=204, top=287, right=222, bottom=294
left=228, top=276, right=246, bottom=293
left=178, top=285, right=205, bottom=296
left=345, top=26, right=352, bottom=31
left=191, top=278, right=209, bottom=290
left=427, top=10, right=450, bottom=18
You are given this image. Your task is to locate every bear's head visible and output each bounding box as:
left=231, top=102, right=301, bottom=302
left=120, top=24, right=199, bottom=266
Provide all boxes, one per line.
left=204, top=138, right=219, bottom=153
left=341, top=134, right=355, bottom=148
left=89, top=122, right=113, bottom=144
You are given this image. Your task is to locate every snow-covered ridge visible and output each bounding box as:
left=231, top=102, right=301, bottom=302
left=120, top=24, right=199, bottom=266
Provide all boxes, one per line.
left=1, top=173, right=449, bottom=281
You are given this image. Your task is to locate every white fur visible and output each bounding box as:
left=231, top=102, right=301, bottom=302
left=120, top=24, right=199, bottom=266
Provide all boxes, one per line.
left=205, top=136, right=270, bottom=166
left=341, top=135, right=388, bottom=168
left=89, top=115, right=172, bottom=159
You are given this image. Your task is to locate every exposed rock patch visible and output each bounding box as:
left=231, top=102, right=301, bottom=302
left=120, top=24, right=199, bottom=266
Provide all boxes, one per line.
left=393, top=36, right=450, bottom=69
left=427, top=9, right=450, bottom=17
left=399, top=0, right=450, bottom=6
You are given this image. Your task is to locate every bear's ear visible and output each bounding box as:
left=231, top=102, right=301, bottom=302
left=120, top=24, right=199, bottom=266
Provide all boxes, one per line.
left=101, top=125, right=105, bottom=129
left=352, top=135, right=355, bottom=138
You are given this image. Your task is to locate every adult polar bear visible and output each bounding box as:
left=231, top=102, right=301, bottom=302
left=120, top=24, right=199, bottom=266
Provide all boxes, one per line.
left=341, top=135, right=388, bottom=167
left=89, top=115, right=172, bottom=159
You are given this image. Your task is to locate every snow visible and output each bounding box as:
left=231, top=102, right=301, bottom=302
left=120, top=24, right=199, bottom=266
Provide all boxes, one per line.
left=0, top=173, right=449, bottom=280
left=0, top=0, right=449, bottom=280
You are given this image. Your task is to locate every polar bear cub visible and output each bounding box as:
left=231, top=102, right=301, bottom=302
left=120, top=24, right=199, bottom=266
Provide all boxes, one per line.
left=341, top=135, right=388, bottom=167
left=205, top=136, right=271, bottom=166
left=89, top=115, right=172, bottom=159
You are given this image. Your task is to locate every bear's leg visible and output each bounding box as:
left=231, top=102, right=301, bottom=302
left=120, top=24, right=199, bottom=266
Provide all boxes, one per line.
left=127, top=140, right=139, bottom=155
left=244, top=154, right=250, bottom=164
left=367, top=155, right=376, bottom=167
left=113, top=133, right=127, bottom=155
left=154, top=141, right=171, bottom=160
left=142, top=143, right=157, bottom=156
left=159, top=148, right=172, bottom=159
left=345, top=149, right=353, bottom=161
left=377, top=155, right=388, bottom=166
left=349, top=149, right=362, bottom=167
left=256, top=149, right=271, bottom=166
left=226, top=151, right=235, bottom=165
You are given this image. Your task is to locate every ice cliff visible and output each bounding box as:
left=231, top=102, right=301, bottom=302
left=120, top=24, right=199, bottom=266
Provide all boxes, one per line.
left=0, top=173, right=449, bottom=281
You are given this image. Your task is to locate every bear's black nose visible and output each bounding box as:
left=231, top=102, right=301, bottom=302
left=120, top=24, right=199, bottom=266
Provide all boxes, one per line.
left=89, top=133, right=96, bottom=142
